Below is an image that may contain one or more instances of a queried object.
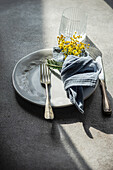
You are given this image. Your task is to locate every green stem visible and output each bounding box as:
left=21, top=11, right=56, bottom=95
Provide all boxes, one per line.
left=47, top=63, right=62, bottom=68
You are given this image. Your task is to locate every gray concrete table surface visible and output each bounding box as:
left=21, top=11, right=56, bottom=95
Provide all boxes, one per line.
left=0, top=0, right=113, bottom=170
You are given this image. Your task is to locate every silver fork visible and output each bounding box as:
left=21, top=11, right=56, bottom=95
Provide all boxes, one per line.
left=40, top=63, right=54, bottom=119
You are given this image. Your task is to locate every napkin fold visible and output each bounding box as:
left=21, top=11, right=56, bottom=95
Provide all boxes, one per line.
left=61, top=55, right=101, bottom=113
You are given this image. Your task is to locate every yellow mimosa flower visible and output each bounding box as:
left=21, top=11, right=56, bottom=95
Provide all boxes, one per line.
left=75, top=52, right=79, bottom=56
left=65, top=41, right=70, bottom=44
left=77, top=35, right=80, bottom=38
left=76, top=46, right=79, bottom=50
left=80, top=45, right=85, bottom=50
left=57, top=32, right=89, bottom=60
left=78, top=50, right=82, bottom=54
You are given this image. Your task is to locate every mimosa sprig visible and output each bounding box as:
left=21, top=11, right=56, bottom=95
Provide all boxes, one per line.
left=47, top=32, right=90, bottom=70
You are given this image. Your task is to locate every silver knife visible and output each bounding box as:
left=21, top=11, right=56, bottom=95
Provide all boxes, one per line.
left=96, top=56, right=112, bottom=115
left=85, top=37, right=112, bottom=115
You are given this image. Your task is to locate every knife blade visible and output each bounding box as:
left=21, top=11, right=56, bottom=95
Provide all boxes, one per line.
left=96, top=56, right=112, bottom=115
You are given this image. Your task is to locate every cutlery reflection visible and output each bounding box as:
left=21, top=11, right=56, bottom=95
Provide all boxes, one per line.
left=40, top=63, right=54, bottom=119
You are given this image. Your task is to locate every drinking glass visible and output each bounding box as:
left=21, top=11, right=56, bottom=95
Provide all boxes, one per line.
left=59, top=7, right=87, bottom=41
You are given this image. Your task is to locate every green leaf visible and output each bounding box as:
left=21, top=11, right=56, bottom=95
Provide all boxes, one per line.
left=47, top=59, right=63, bottom=70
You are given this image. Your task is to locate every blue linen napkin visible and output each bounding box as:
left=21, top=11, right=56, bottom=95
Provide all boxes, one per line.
left=61, top=55, right=101, bottom=113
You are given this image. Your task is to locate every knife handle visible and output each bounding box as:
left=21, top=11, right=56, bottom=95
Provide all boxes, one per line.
left=100, top=80, right=112, bottom=115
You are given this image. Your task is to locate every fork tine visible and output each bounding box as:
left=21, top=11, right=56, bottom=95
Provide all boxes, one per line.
left=45, top=64, right=49, bottom=83
left=45, top=64, right=47, bottom=83
left=42, top=64, right=45, bottom=82
left=47, top=66, right=49, bottom=82
left=48, top=67, right=51, bottom=83
left=40, top=64, right=42, bottom=82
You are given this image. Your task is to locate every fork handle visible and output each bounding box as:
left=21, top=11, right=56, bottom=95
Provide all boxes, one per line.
left=100, top=80, right=112, bottom=115
left=44, top=84, right=54, bottom=119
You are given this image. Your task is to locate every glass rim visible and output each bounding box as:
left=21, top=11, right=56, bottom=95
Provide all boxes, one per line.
left=62, top=7, right=87, bottom=20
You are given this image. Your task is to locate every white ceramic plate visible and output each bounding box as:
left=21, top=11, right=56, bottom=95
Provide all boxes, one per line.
left=12, top=48, right=98, bottom=107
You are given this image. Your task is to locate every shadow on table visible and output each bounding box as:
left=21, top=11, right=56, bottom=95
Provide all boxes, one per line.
left=14, top=84, right=113, bottom=170
left=51, top=121, right=92, bottom=170
left=104, top=0, right=113, bottom=9
left=15, top=82, right=113, bottom=139
left=54, top=84, right=113, bottom=138
left=15, top=91, right=44, bottom=119
left=15, top=91, right=93, bottom=170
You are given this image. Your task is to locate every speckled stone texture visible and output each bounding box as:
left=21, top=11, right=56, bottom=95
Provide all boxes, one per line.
left=0, top=0, right=113, bottom=170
